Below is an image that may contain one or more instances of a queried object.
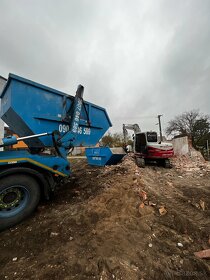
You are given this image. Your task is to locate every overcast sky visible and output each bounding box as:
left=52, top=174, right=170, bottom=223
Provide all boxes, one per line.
left=0, top=0, right=209, bottom=135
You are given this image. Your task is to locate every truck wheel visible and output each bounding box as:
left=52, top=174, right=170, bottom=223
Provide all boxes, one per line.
left=157, top=159, right=164, bottom=167
left=136, top=157, right=145, bottom=168
left=0, top=174, right=40, bottom=231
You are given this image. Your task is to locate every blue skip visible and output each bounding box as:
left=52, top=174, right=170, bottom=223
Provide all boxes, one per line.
left=0, top=73, right=112, bottom=231
left=85, top=147, right=126, bottom=166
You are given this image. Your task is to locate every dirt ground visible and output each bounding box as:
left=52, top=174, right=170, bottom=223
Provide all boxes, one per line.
left=0, top=154, right=210, bottom=280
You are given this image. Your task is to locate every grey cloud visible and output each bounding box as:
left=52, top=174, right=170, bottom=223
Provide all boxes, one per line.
left=0, top=0, right=209, bottom=134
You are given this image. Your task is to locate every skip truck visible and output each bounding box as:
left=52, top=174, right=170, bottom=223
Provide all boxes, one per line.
left=123, top=124, right=174, bottom=168
left=0, top=74, right=112, bottom=231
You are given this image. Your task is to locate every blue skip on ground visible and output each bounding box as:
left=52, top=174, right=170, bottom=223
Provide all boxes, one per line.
left=85, top=147, right=126, bottom=166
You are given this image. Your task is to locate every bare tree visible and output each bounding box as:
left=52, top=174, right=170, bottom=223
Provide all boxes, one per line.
left=166, top=110, right=210, bottom=147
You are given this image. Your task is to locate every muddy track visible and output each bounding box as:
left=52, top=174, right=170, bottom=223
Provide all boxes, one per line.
left=0, top=157, right=209, bottom=280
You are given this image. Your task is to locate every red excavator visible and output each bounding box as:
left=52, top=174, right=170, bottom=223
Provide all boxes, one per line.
left=123, top=124, right=174, bottom=168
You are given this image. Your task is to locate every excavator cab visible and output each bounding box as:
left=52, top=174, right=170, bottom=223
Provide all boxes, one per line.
left=135, top=133, right=147, bottom=154
left=135, top=132, right=158, bottom=154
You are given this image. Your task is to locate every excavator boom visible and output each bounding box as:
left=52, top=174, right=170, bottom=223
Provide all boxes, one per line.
left=123, top=123, right=141, bottom=144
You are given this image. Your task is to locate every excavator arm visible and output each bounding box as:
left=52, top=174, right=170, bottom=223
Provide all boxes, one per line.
left=123, top=123, right=141, bottom=144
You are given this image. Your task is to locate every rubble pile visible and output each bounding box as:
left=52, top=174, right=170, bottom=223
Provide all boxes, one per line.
left=172, top=147, right=210, bottom=174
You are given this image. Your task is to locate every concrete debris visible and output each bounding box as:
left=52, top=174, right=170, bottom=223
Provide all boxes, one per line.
left=148, top=201, right=156, bottom=206
left=172, top=147, right=210, bottom=174
left=50, top=232, right=59, bottom=237
left=167, top=181, right=173, bottom=187
left=195, top=203, right=200, bottom=209
left=92, top=229, right=97, bottom=235
left=199, top=200, right=205, bottom=211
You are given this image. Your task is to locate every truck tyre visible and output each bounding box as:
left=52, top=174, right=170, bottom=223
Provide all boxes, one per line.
left=136, top=157, right=145, bottom=168
left=0, top=174, right=40, bottom=231
left=157, top=159, right=164, bottom=167
left=164, top=159, right=171, bottom=168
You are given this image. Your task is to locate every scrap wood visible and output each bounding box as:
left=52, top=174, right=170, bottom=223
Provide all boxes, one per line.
left=194, top=249, right=210, bottom=259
